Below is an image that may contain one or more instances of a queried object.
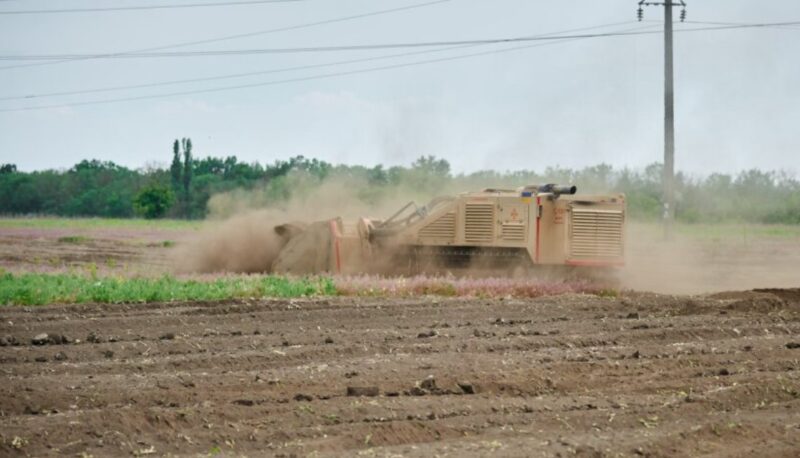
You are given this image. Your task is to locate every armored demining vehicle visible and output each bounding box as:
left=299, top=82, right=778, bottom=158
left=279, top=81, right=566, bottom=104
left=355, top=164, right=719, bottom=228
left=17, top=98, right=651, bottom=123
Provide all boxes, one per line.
left=270, top=184, right=625, bottom=277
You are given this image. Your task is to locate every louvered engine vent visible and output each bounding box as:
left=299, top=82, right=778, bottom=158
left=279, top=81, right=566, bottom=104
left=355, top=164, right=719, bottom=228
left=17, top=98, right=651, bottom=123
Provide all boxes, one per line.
left=570, top=208, right=624, bottom=259
left=464, top=203, right=495, bottom=243
left=501, top=224, right=525, bottom=242
left=419, top=212, right=456, bottom=241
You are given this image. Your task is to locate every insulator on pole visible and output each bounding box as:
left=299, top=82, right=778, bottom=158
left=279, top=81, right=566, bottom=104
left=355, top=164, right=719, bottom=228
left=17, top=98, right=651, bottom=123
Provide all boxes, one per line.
left=680, top=8, right=686, bottom=22
left=637, top=7, right=643, bottom=21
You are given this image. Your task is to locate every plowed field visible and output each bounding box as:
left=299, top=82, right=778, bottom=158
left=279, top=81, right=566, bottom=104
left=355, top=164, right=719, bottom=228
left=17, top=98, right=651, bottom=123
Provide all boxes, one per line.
left=2, top=291, right=799, bottom=457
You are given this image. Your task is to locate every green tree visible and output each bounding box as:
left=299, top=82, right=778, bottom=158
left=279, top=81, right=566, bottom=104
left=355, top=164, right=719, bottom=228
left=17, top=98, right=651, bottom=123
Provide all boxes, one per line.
left=133, top=185, right=175, bottom=219
left=0, top=164, right=17, bottom=174
left=170, top=139, right=182, bottom=193
left=182, top=138, right=193, bottom=216
left=412, top=155, right=451, bottom=177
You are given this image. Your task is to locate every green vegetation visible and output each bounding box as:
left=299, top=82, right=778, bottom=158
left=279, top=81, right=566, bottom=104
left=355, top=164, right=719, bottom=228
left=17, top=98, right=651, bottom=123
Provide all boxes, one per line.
left=0, top=272, right=336, bottom=306
left=1, top=140, right=799, bottom=224
left=133, top=184, right=176, bottom=219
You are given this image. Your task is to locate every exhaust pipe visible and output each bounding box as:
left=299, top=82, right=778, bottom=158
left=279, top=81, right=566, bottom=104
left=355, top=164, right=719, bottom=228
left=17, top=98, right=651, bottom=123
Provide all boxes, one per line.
left=535, top=184, right=577, bottom=195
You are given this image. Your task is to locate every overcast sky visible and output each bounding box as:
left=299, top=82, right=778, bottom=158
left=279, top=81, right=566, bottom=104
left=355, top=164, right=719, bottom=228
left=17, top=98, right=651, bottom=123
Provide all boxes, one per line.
left=0, top=0, right=798, bottom=175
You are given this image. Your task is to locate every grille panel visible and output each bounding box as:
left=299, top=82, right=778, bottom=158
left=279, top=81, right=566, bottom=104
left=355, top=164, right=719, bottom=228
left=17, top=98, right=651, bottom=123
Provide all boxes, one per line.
left=419, top=212, right=456, bottom=241
left=464, top=203, right=495, bottom=243
left=501, top=223, right=525, bottom=242
left=570, top=209, right=624, bottom=259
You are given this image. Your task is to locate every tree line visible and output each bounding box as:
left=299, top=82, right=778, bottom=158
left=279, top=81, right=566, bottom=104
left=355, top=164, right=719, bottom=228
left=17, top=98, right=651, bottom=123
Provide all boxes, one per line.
left=0, top=139, right=798, bottom=224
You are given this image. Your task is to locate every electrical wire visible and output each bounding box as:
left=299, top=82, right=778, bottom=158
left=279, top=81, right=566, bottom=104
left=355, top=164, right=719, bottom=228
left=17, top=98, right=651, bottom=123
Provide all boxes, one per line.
left=682, top=19, right=800, bottom=29
left=2, top=20, right=798, bottom=61
left=0, top=20, right=635, bottom=101
left=0, top=23, right=663, bottom=113
left=2, top=19, right=795, bottom=112
left=0, top=0, right=451, bottom=71
left=0, top=0, right=307, bottom=15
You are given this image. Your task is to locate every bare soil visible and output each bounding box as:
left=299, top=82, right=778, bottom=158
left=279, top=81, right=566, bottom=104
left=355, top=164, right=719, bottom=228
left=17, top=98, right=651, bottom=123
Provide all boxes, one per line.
left=2, top=292, right=799, bottom=457
left=0, top=227, right=180, bottom=275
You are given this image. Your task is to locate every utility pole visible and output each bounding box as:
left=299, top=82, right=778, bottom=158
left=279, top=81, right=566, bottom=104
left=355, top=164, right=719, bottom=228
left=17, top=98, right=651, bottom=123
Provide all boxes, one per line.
left=638, top=1, right=686, bottom=240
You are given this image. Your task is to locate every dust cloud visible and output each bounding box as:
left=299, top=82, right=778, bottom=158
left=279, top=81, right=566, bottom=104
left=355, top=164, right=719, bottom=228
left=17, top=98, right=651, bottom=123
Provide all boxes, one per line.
left=621, top=223, right=800, bottom=294
left=172, top=171, right=432, bottom=274
left=173, top=210, right=286, bottom=273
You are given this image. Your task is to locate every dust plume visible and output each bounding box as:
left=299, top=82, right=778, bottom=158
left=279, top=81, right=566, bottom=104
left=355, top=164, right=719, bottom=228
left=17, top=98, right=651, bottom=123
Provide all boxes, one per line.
left=173, top=169, right=437, bottom=274
left=173, top=210, right=287, bottom=274
left=621, top=222, right=800, bottom=294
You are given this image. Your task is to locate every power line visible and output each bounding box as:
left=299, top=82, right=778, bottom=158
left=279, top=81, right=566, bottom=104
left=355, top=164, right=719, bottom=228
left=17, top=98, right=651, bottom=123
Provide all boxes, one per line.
left=2, top=19, right=794, bottom=113
left=2, top=20, right=798, bottom=61
left=683, top=19, right=800, bottom=29
left=0, top=24, right=669, bottom=113
left=0, top=0, right=306, bottom=15
left=0, top=20, right=635, bottom=101
left=0, top=0, right=450, bottom=71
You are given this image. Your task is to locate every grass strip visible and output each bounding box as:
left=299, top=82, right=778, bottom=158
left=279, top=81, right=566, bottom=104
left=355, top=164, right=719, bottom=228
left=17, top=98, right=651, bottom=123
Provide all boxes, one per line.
left=0, top=217, right=202, bottom=231
left=0, top=272, right=335, bottom=306
left=0, top=271, right=611, bottom=306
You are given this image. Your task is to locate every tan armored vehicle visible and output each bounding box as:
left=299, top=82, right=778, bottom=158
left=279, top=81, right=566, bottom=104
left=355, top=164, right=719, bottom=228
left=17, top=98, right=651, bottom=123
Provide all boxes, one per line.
left=272, top=184, right=626, bottom=276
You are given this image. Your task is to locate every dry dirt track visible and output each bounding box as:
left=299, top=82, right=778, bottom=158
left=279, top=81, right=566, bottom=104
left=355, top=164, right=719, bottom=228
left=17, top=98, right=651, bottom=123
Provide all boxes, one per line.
left=1, top=291, right=800, bottom=457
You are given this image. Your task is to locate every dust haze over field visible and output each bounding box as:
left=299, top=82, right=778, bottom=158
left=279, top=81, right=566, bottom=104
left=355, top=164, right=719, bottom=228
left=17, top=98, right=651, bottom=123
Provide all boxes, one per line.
left=622, top=223, right=800, bottom=294
left=173, top=171, right=800, bottom=295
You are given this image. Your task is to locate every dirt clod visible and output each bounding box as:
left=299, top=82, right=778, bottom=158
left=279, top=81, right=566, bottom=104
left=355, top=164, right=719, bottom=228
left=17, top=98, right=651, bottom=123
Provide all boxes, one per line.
left=54, top=351, right=68, bottom=361
left=346, top=386, right=379, bottom=397
left=457, top=382, right=476, bottom=394
left=408, top=387, right=426, bottom=396
left=417, top=330, right=437, bottom=338
left=0, top=335, right=19, bottom=347
left=32, top=333, right=62, bottom=345
left=786, top=342, right=800, bottom=349
left=294, top=393, right=313, bottom=402
left=24, top=405, right=42, bottom=415
left=87, top=332, right=104, bottom=344
left=31, top=333, right=49, bottom=345
left=159, top=332, right=176, bottom=341
left=419, top=375, right=437, bottom=391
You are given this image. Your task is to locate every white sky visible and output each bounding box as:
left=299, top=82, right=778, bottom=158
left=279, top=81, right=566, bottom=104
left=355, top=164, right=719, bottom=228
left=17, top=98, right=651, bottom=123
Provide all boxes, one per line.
left=0, top=0, right=798, bottom=176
